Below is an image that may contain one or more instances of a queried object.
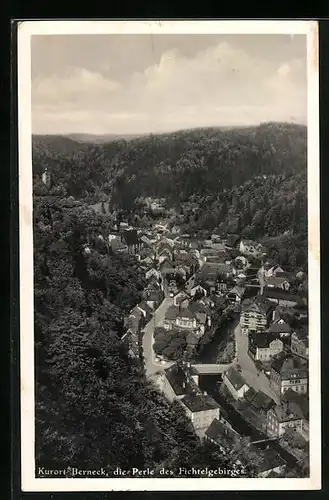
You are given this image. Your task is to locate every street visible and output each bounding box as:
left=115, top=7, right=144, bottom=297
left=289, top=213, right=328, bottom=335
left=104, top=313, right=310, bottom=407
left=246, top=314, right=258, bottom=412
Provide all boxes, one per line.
left=233, top=323, right=280, bottom=404
left=142, top=296, right=174, bottom=379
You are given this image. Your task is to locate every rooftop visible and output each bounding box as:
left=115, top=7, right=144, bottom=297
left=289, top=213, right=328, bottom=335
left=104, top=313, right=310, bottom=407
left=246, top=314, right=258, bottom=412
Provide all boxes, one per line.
left=271, top=353, right=308, bottom=375
left=249, top=331, right=282, bottom=349
left=181, top=393, right=220, bottom=413
left=205, top=418, right=238, bottom=444
left=224, top=367, right=248, bottom=391
left=164, top=364, right=190, bottom=396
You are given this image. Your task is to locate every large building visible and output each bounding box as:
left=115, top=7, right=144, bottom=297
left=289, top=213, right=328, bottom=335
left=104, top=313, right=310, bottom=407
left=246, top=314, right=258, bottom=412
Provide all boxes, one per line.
left=266, top=388, right=309, bottom=438
left=248, top=332, right=284, bottom=362
left=180, top=393, right=220, bottom=435
left=290, top=330, right=309, bottom=360
left=270, top=353, right=308, bottom=398
left=240, top=298, right=272, bottom=335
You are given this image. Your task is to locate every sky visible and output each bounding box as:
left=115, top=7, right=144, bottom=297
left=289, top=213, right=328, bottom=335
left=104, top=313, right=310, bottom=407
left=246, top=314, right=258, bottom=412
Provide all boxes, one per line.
left=31, top=34, right=307, bottom=135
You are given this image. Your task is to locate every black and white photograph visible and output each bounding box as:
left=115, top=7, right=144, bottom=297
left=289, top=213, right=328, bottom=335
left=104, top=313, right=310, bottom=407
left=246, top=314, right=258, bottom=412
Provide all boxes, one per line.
left=17, top=20, right=321, bottom=491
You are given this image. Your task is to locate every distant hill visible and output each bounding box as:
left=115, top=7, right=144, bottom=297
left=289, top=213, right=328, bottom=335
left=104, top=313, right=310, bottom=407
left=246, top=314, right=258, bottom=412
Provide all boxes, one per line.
left=67, top=133, right=148, bottom=143
left=32, top=122, right=307, bottom=269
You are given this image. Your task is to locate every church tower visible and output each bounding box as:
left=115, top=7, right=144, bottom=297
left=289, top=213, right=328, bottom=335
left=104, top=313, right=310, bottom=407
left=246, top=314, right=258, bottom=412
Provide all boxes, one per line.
left=42, top=167, right=52, bottom=189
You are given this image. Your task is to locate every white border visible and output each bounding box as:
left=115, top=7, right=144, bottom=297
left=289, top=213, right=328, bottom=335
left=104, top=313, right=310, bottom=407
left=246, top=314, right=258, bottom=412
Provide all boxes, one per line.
left=18, top=20, right=321, bottom=492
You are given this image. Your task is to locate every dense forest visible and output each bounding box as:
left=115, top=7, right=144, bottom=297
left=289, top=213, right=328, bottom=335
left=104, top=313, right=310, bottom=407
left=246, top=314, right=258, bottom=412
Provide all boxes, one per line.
left=34, top=195, right=255, bottom=475
left=33, top=123, right=308, bottom=269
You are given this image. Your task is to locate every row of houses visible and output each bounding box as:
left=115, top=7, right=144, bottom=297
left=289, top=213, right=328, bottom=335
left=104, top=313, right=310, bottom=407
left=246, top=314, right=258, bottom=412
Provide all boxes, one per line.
left=222, top=366, right=309, bottom=440
left=156, top=363, right=287, bottom=477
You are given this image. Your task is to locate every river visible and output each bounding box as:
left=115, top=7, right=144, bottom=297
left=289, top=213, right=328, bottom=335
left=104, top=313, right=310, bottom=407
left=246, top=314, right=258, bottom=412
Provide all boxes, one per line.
left=194, top=315, right=239, bottom=364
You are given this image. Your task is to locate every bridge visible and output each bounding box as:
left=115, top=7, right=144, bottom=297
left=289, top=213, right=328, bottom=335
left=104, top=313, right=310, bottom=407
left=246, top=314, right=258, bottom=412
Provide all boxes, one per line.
left=191, top=362, right=234, bottom=375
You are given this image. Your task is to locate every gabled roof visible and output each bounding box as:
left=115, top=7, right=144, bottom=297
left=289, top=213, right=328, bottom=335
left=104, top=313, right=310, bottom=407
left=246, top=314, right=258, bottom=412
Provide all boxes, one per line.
left=228, top=286, right=245, bottom=297
left=205, top=418, right=238, bottom=443
left=267, top=322, right=292, bottom=334
left=271, top=353, right=308, bottom=376
left=224, top=367, right=248, bottom=391
left=282, top=388, right=309, bottom=419
left=242, top=297, right=272, bottom=315
left=249, top=331, right=282, bottom=349
left=266, top=276, right=290, bottom=288
left=244, top=387, right=275, bottom=412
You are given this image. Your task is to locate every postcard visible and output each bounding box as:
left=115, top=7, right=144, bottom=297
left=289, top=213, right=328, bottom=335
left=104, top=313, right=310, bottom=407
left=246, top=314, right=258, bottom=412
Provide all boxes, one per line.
left=17, top=19, right=321, bottom=491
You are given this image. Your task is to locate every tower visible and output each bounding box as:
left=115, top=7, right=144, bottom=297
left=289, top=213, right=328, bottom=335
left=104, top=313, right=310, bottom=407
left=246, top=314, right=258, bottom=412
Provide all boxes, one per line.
left=258, top=261, right=266, bottom=296
left=42, top=168, right=52, bottom=189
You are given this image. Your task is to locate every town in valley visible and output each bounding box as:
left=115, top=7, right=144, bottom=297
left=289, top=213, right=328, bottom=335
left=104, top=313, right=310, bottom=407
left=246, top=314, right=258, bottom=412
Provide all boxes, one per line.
left=40, top=168, right=309, bottom=478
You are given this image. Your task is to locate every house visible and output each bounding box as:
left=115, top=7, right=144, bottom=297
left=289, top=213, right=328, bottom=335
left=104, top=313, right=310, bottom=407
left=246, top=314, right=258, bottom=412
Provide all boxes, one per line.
left=190, top=284, right=207, bottom=298
left=261, top=289, right=303, bottom=308
left=173, top=290, right=191, bottom=307
left=136, top=302, right=153, bottom=323
left=146, top=290, right=163, bottom=311
left=226, top=286, right=245, bottom=304
left=290, top=330, right=309, bottom=359
left=223, top=367, right=249, bottom=400
left=243, top=387, right=275, bottom=415
left=205, top=418, right=240, bottom=455
left=240, top=298, right=272, bottom=334
left=216, top=276, right=234, bottom=295
left=270, top=353, right=308, bottom=398
left=248, top=332, right=284, bottom=362
left=121, top=330, right=140, bottom=359
left=263, top=264, right=285, bottom=279
left=163, top=305, right=208, bottom=336
left=145, top=268, right=161, bottom=281
left=239, top=239, right=264, bottom=258
left=157, top=244, right=174, bottom=262
left=271, top=306, right=295, bottom=327
left=159, top=258, right=176, bottom=276
left=180, top=393, right=221, bottom=434
left=256, top=449, right=286, bottom=478
left=265, top=276, right=291, bottom=290
left=266, top=388, right=309, bottom=438
left=140, top=234, right=152, bottom=247
left=124, top=307, right=143, bottom=335
left=156, top=363, right=197, bottom=402
left=266, top=323, right=292, bottom=344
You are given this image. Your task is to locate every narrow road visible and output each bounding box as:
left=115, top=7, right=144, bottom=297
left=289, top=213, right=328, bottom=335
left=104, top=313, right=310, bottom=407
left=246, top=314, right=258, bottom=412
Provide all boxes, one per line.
left=142, top=297, right=174, bottom=379
left=234, top=323, right=280, bottom=404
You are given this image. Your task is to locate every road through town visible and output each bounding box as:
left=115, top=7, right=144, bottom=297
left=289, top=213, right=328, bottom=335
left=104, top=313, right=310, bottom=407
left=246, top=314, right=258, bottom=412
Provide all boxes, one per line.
left=234, top=323, right=280, bottom=404
left=142, top=296, right=174, bottom=379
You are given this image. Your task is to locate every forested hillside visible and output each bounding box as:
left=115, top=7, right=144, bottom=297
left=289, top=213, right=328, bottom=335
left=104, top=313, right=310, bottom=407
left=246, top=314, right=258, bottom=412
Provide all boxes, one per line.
left=34, top=196, right=246, bottom=475
left=33, top=122, right=307, bottom=268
